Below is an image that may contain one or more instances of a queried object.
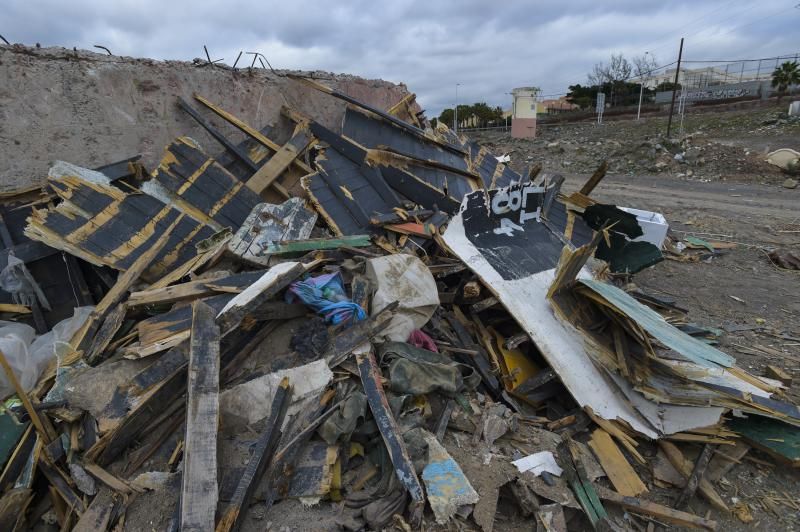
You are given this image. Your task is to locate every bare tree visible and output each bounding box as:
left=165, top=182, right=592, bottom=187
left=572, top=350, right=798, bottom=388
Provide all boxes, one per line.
left=588, top=53, right=633, bottom=85
left=632, top=53, right=658, bottom=80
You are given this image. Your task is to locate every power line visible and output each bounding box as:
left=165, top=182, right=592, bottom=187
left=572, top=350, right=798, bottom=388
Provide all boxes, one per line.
left=646, top=2, right=762, bottom=57
left=639, top=0, right=741, bottom=52
left=685, top=3, right=800, bottom=50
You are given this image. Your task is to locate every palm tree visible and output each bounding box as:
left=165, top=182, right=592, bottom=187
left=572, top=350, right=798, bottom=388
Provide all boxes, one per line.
left=771, top=61, right=800, bottom=101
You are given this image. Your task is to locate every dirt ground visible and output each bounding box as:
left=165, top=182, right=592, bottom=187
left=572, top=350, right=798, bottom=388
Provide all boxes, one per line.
left=472, top=105, right=800, bottom=530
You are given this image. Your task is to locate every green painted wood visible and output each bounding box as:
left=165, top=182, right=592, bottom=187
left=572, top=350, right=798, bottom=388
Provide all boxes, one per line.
left=729, top=415, right=800, bottom=466
left=264, top=235, right=372, bottom=255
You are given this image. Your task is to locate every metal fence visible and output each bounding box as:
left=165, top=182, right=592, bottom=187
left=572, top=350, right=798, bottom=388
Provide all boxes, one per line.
left=676, top=53, right=800, bottom=89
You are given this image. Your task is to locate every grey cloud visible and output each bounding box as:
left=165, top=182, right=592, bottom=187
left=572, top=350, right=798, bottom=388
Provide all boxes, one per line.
left=5, top=0, right=799, bottom=115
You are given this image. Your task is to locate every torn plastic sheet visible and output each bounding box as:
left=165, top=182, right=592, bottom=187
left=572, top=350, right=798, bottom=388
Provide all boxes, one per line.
left=365, top=254, right=438, bottom=342
left=1, top=306, right=93, bottom=399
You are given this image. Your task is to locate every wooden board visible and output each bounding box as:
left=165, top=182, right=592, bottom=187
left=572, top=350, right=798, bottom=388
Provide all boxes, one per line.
left=216, top=378, right=290, bottom=532
left=128, top=270, right=265, bottom=308
left=356, top=349, right=424, bottom=506
left=151, top=137, right=261, bottom=230
left=180, top=300, right=221, bottom=531
left=25, top=175, right=213, bottom=283
left=246, top=124, right=313, bottom=194
left=588, top=428, right=647, bottom=497
left=596, top=485, right=717, bottom=530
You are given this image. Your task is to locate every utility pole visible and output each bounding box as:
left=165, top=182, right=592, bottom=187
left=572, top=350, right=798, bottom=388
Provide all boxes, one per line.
left=637, top=51, right=650, bottom=121
left=666, top=37, right=684, bottom=138
left=454, top=83, right=460, bottom=133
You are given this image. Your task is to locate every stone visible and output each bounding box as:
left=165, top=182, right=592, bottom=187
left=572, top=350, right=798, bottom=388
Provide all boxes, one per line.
left=783, top=178, right=798, bottom=189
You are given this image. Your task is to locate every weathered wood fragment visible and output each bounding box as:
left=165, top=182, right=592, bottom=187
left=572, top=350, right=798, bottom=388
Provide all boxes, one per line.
left=72, top=488, right=115, bottom=532
left=588, top=429, right=647, bottom=497
left=675, top=443, right=715, bottom=509
left=356, top=350, right=424, bottom=506
left=246, top=124, right=313, bottom=194
left=216, top=378, right=291, bottom=532
left=659, top=441, right=729, bottom=511
left=70, top=214, right=186, bottom=356
left=324, top=302, right=397, bottom=367
left=595, top=485, right=717, bottom=530
left=180, top=301, right=221, bottom=531
left=85, top=304, right=128, bottom=365
left=579, top=160, right=609, bottom=196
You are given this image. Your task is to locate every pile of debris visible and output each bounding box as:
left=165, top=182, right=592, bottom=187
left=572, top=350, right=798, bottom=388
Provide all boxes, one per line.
left=0, top=76, right=798, bottom=532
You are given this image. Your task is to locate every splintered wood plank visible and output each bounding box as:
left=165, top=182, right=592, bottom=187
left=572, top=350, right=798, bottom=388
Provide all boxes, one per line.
left=180, top=300, right=221, bottom=532
left=69, top=213, right=186, bottom=357
left=128, top=270, right=264, bottom=308
left=246, top=124, right=313, bottom=194
left=216, top=378, right=291, bottom=532
left=192, top=94, right=311, bottom=174
left=72, top=488, right=114, bottom=532
left=85, top=304, right=128, bottom=365
left=706, top=441, right=750, bottom=482
left=356, top=350, right=424, bottom=508
left=216, top=261, right=308, bottom=333
left=578, top=160, right=608, bottom=196
left=676, top=443, right=714, bottom=509
left=659, top=441, right=729, bottom=512
left=588, top=429, right=647, bottom=497
left=595, top=485, right=717, bottom=530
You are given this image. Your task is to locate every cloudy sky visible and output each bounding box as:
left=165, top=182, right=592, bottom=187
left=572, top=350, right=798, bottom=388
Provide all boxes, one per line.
left=5, top=0, right=800, bottom=115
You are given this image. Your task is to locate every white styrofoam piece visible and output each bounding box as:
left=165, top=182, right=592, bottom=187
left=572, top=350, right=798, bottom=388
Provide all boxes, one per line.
left=619, top=206, right=669, bottom=250
left=512, top=451, right=563, bottom=477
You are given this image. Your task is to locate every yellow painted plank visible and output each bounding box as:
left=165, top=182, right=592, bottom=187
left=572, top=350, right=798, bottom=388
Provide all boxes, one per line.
left=589, top=428, right=648, bottom=497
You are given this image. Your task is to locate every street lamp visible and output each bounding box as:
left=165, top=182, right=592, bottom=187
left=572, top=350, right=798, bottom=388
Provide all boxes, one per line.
left=637, top=52, right=650, bottom=121
left=454, top=83, right=460, bottom=133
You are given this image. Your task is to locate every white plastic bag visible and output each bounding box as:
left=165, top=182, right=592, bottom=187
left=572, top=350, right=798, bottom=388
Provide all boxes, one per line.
left=366, top=254, right=439, bottom=342
left=0, top=307, right=93, bottom=399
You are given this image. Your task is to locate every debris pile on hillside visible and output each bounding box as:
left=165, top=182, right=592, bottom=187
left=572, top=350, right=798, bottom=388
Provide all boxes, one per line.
left=0, top=77, right=798, bottom=532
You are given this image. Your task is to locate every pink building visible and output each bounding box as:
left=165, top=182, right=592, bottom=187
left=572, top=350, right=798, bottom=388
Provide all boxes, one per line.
left=511, top=87, right=539, bottom=138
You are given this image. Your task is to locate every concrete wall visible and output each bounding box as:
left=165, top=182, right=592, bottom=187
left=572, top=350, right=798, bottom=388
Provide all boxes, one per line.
left=654, top=79, right=772, bottom=104
left=0, top=45, right=415, bottom=193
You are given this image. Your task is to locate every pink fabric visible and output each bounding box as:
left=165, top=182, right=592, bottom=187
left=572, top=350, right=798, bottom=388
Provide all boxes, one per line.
left=407, top=329, right=438, bottom=352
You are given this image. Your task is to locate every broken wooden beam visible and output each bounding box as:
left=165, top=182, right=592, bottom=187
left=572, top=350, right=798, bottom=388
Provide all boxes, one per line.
left=356, top=349, right=424, bottom=509
left=578, top=160, right=608, bottom=196
left=658, top=441, right=729, bottom=512
left=324, top=301, right=397, bottom=367
left=245, top=123, right=314, bottom=195
left=192, top=93, right=312, bottom=174
left=128, top=270, right=264, bottom=308
left=216, top=261, right=310, bottom=334
left=69, top=213, right=186, bottom=357
left=675, top=443, right=714, bottom=509
left=595, top=485, right=717, bottom=530
left=177, top=97, right=259, bottom=173
left=588, top=428, right=647, bottom=497
left=180, top=301, right=221, bottom=531
left=216, top=377, right=291, bottom=532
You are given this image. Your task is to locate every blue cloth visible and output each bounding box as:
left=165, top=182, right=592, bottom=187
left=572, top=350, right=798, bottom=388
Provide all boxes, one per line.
left=286, top=272, right=366, bottom=325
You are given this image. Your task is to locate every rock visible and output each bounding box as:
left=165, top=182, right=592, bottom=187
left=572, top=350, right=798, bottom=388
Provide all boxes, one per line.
left=68, top=463, right=97, bottom=496
left=655, top=161, right=668, bottom=170
left=673, top=153, right=685, bottom=163
left=783, top=178, right=798, bottom=189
